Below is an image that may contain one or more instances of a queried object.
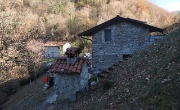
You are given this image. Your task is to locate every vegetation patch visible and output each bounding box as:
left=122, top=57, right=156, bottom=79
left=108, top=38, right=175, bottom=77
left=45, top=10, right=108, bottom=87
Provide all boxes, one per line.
left=72, top=28, right=180, bottom=110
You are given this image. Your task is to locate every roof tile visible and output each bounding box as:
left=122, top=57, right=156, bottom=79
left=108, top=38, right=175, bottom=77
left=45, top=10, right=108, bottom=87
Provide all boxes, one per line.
left=78, top=64, right=82, bottom=70
left=72, top=67, right=77, bottom=73
left=68, top=65, right=74, bottom=73
left=76, top=69, right=81, bottom=74
left=50, top=57, right=87, bottom=74
left=65, top=64, right=69, bottom=70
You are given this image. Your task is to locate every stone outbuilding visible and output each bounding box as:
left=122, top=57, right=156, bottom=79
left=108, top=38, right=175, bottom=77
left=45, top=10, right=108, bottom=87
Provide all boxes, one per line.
left=50, top=47, right=90, bottom=101
left=44, top=41, right=71, bottom=58
left=78, top=15, right=164, bottom=73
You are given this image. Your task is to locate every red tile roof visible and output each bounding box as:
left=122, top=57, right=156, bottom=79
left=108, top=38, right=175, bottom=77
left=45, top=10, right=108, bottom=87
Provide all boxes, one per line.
left=50, top=57, right=87, bottom=74
left=44, top=41, right=67, bottom=47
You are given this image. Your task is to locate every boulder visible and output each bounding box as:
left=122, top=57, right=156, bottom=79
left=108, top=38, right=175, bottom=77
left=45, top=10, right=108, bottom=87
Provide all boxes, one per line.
left=47, top=93, right=57, bottom=104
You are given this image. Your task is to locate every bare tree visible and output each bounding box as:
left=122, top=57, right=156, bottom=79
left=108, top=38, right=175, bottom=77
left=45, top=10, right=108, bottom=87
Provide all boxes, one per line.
left=25, top=39, right=45, bottom=83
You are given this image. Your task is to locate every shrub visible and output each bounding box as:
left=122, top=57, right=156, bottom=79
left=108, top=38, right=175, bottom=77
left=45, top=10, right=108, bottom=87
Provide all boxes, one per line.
left=103, top=81, right=112, bottom=90
left=20, top=78, right=30, bottom=86
left=23, top=0, right=30, bottom=6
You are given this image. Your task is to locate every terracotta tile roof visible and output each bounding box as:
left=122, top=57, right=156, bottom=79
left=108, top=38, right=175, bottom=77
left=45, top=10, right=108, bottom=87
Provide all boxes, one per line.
left=44, top=41, right=67, bottom=47
left=50, top=57, right=87, bottom=74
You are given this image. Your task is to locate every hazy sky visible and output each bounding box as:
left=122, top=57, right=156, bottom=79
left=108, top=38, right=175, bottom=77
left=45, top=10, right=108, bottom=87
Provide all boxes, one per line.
left=148, top=0, right=180, bottom=12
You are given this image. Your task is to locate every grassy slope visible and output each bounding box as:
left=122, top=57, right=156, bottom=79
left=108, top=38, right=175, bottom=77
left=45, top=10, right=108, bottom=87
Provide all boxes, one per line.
left=72, top=28, right=180, bottom=110
left=2, top=29, right=179, bottom=110
left=2, top=76, right=54, bottom=110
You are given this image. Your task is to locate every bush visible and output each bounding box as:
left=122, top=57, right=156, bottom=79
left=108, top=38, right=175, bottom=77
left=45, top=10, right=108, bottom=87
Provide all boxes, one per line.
left=23, top=0, right=30, bottom=6
left=20, top=78, right=30, bottom=86
left=103, top=81, right=112, bottom=90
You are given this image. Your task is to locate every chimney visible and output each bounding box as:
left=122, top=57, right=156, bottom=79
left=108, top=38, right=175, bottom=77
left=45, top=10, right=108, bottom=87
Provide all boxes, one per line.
left=65, top=47, right=80, bottom=64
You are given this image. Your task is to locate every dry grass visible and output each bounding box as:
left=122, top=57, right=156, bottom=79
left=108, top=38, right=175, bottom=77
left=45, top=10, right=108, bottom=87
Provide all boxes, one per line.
left=0, top=0, right=179, bottom=108
left=2, top=76, right=53, bottom=110
left=71, top=29, right=180, bottom=110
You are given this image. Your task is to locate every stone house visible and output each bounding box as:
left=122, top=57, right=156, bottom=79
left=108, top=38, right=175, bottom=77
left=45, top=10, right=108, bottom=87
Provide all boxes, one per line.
left=50, top=47, right=90, bottom=101
left=78, top=15, right=163, bottom=73
left=44, top=41, right=71, bottom=58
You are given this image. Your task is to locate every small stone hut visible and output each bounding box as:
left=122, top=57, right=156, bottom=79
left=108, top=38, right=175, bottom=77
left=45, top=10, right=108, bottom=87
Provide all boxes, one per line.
left=50, top=47, right=90, bottom=101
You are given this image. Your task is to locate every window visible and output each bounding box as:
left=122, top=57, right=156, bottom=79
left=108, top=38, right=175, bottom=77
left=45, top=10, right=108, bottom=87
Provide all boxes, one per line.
left=104, top=30, right=111, bottom=42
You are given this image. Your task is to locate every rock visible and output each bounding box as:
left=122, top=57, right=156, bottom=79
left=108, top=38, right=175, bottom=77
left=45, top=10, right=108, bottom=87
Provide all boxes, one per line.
left=91, top=81, right=97, bottom=86
left=46, top=93, right=57, bottom=104
left=43, top=84, right=49, bottom=91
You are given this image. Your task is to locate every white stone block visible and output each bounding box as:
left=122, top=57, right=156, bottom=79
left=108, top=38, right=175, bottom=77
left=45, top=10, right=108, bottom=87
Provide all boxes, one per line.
left=46, top=93, right=57, bottom=104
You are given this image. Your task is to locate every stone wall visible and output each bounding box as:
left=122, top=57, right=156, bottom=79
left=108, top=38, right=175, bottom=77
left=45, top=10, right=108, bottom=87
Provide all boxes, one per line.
left=53, top=63, right=89, bottom=101
left=54, top=74, right=80, bottom=101
left=92, top=22, right=150, bottom=73
left=80, top=63, right=89, bottom=89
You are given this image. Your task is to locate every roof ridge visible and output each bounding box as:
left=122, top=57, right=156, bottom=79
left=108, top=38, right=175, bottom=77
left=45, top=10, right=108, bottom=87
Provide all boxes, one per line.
left=78, top=15, right=163, bottom=36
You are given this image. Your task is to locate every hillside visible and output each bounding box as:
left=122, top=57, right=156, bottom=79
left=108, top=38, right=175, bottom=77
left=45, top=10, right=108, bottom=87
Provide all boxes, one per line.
left=71, top=28, right=180, bottom=110
left=0, top=0, right=180, bottom=106
left=2, top=28, right=179, bottom=110
left=0, top=0, right=179, bottom=83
